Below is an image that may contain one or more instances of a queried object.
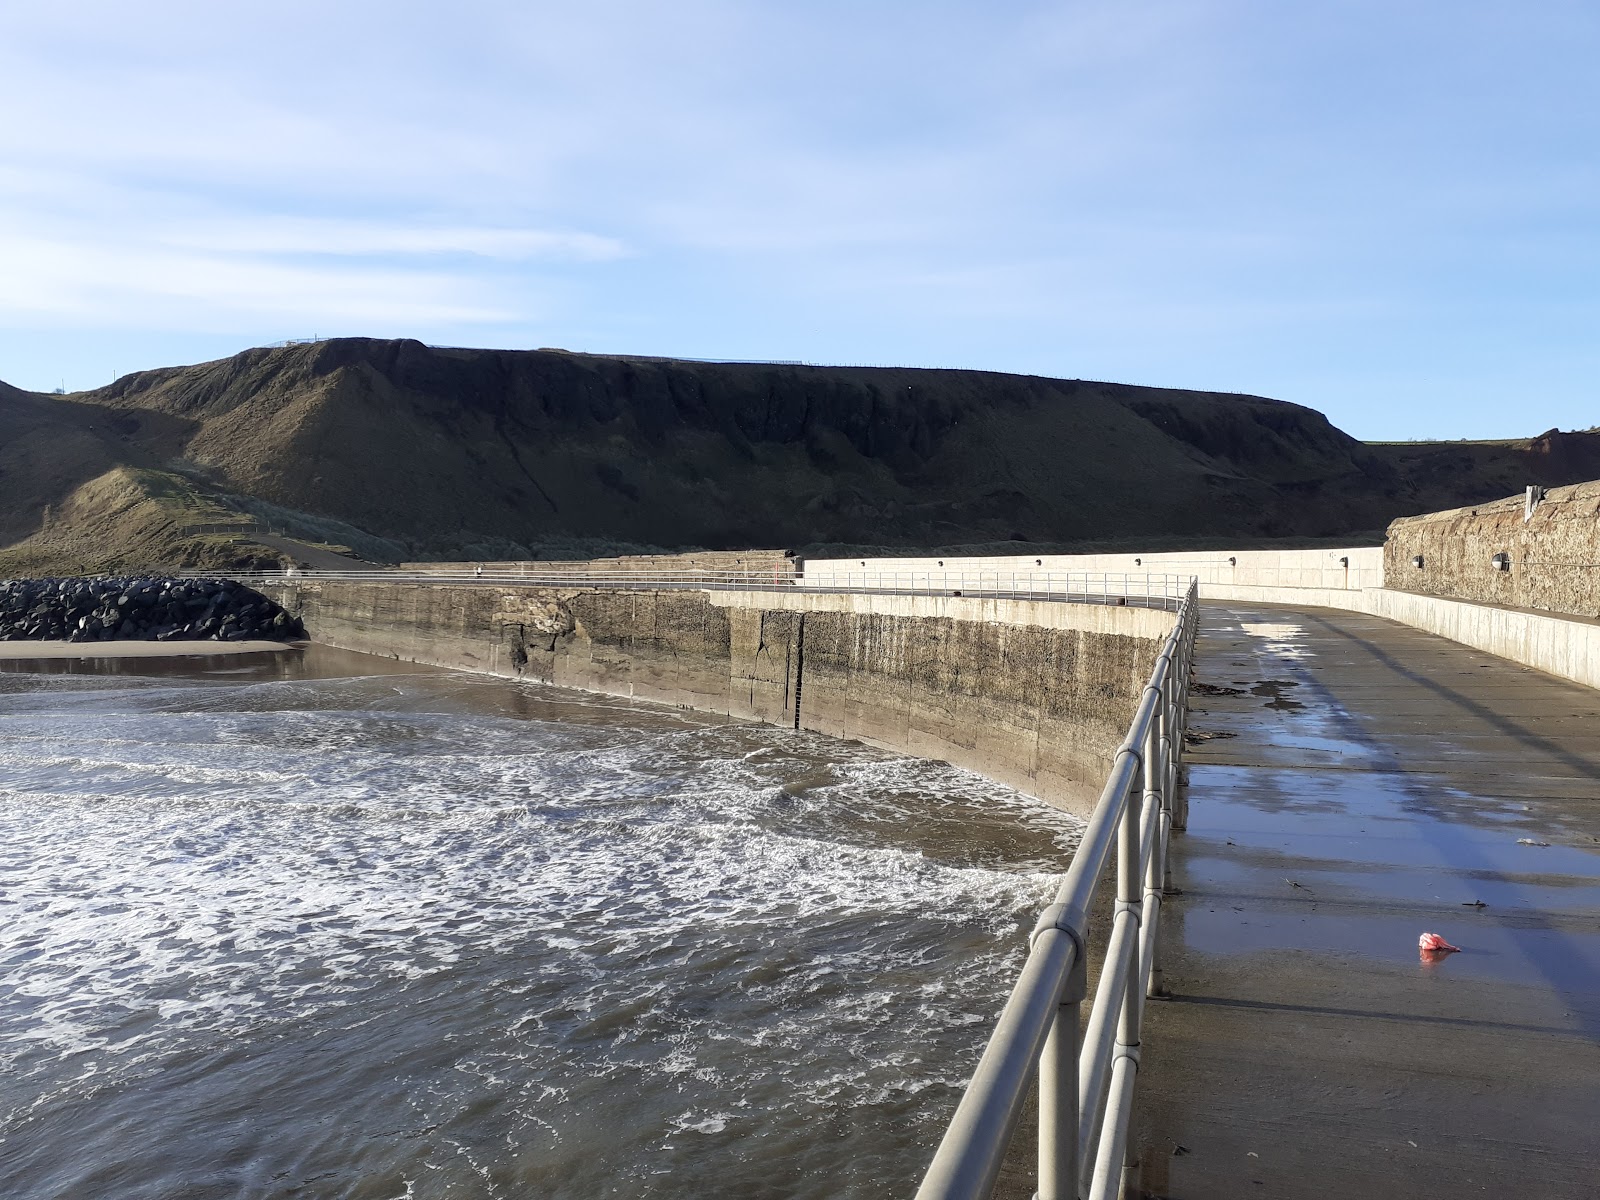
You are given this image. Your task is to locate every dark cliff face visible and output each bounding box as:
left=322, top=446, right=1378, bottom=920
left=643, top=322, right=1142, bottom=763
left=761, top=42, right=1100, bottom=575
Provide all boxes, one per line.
left=5, top=338, right=1599, bottom=562
left=76, top=338, right=1398, bottom=550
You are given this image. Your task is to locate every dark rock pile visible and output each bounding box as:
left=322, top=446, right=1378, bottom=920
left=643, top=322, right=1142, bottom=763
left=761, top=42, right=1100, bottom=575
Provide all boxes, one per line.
left=0, top=577, right=307, bottom=643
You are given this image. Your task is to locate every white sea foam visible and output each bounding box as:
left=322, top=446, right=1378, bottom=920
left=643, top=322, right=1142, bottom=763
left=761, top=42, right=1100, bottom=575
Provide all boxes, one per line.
left=0, top=666, right=1083, bottom=1199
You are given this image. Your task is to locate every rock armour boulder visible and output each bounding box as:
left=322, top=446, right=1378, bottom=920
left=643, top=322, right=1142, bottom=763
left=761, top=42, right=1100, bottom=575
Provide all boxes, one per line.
left=0, top=577, right=307, bottom=643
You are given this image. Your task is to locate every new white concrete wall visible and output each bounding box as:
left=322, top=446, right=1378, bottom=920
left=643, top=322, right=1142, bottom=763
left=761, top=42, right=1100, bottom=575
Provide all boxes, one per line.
left=803, top=546, right=1600, bottom=693
left=804, top=546, right=1385, bottom=592
left=1364, top=589, right=1600, bottom=692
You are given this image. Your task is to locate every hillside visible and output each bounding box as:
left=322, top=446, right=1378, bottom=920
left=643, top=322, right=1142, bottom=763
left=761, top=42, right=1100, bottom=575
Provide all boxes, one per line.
left=3, top=338, right=1599, bottom=573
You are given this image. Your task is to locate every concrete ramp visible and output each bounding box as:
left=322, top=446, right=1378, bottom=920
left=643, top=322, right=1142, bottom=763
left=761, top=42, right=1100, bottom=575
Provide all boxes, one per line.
left=1133, top=601, right=1600, bottom=1198
left=248, top=534, right=371, bottom=570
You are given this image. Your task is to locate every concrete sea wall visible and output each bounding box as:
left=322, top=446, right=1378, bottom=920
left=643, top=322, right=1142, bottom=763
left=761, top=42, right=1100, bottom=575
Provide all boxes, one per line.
left=398, top=549, right=797, bottom=580
left=257, top=580, right=1171, bottom=815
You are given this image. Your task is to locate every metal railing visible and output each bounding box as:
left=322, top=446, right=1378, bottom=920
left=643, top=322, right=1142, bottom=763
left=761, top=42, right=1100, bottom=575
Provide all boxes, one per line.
left=916, top=578, right=1198, bottom=1200
left=212, top=567, right=1193, bottom=612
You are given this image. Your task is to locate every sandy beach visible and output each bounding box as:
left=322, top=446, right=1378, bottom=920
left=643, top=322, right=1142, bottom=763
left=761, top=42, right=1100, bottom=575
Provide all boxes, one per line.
left=0, top=640, right=302, bottom=661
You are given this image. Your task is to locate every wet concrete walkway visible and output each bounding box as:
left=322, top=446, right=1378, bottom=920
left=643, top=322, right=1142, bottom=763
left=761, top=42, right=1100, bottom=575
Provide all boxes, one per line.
left=1130, top=601, right=1600, bottom=1199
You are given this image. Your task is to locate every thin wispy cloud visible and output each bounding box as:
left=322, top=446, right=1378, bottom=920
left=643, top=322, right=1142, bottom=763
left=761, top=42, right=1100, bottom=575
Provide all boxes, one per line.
left=0, top=234, right=520, bottom=328
left=0, top=1, right=1596, bottom=436
left=163, top=220, right=627, bottom=262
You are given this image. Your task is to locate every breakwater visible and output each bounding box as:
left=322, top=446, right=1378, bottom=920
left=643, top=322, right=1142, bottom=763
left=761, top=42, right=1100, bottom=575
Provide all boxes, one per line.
left=0, top=577, right=306, bottom=643
left=256, top=580, right=1170, bottom=816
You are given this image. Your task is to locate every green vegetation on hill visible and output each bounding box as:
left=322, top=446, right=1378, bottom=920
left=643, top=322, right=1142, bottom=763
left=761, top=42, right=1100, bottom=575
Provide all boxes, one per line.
left=3, top=339, right=1598, bottom=574
left=0, top=467, right=281, bottom=576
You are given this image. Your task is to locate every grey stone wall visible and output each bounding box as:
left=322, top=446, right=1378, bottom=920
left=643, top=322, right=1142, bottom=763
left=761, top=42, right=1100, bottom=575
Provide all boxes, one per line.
left=1384, top=480, right=1600, bottom=618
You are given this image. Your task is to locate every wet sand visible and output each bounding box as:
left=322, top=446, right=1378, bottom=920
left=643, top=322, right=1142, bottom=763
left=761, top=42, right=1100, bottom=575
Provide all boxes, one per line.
left=1130, top=602, right=1600, bottom=1198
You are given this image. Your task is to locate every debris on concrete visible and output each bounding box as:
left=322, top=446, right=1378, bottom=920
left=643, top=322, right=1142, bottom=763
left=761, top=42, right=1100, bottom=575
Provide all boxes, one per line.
left=1184, top=729, right=1237, bottom=745
left=1418, top=932, right=1461, bottom=954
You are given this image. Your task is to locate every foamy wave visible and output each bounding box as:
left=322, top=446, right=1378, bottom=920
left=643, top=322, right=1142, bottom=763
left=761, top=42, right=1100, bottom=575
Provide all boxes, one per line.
left=0, top=664, right=1077, bottom=1198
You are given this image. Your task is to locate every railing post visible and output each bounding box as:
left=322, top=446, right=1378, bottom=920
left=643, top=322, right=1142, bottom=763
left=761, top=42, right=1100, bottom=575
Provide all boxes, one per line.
left=1039, top=933, right=1088, bottom=1200
left=1091, top=743, right=1145, bottom=1198
left=1171, top=589, right=1195, bottom=831
left=1119, top=745, right=1143, bottom=922
left=1145, top=691, right=1168, bottom=999
left=1104, top=750, right=1147, bottom=1198
left=1158, top=669, right=1174, bottom=890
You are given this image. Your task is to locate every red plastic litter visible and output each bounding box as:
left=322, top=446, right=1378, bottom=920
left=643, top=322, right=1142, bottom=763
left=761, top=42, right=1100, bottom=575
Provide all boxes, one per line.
left=1418, top=932, right=1460, bottom=953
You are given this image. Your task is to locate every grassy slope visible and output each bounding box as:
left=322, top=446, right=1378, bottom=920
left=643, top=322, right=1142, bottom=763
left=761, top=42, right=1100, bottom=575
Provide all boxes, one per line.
left=0, top=467, right=281, bottom=576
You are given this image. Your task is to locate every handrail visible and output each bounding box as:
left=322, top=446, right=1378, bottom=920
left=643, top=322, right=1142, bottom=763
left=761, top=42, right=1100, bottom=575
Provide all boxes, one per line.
left=916, top=579, right=1199, bottom=1200
left=207, top=568, right=1194, bottom=613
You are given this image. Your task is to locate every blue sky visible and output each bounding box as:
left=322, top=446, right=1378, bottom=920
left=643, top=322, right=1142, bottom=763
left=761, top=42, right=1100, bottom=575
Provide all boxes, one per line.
left=1, top=1, right=1595, bottom=440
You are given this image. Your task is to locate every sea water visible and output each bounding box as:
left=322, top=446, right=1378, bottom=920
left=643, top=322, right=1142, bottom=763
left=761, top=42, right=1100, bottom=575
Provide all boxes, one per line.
left=0, top=647, right=1082, bottom=1199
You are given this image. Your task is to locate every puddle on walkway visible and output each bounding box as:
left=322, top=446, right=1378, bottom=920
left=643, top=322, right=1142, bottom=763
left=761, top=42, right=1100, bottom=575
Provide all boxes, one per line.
left=1249, top=680, right=1305, bottom=711
left=1176, top=907, right=1600, bottom=998
left=1188, top=764, right=1600, bottom=876
left=1238, top=622, right=1311, bottom=661
left=1188, top=643, right=1405, bottom=768
left=1179, top=851, right=1600, bottom=912
left=1178, top=757, right=1600, bottom=1001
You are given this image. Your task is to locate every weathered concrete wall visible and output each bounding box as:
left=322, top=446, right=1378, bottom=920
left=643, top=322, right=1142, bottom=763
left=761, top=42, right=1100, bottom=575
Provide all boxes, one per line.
left=400, top=548, right=796, bottom=580
left=722, top=591, right=1171, bottom=808
left=257, top=580, right=1169, bottom=816
left=1384, top=481, right=1600, bottom=618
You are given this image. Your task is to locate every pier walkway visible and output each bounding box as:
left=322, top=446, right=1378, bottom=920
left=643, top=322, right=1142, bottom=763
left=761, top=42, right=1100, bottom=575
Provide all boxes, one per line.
left=1131, top=601, right=1600, bottom=1198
